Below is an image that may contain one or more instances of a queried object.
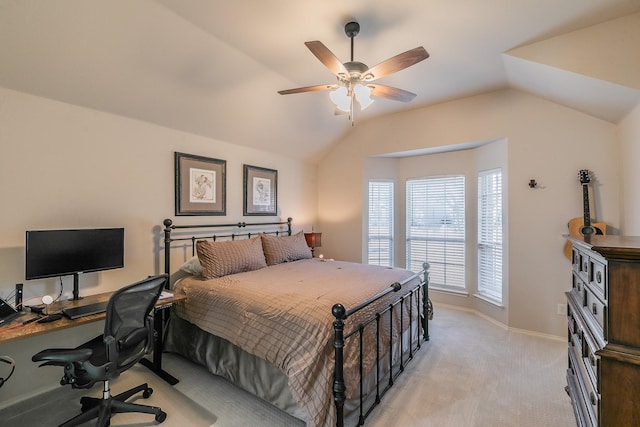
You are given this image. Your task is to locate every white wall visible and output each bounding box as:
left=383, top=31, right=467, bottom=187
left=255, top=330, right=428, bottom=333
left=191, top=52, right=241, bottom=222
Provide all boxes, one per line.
left=318, top=89, right=620, bottom=338
left=618, top=103, right=640, bottom=236
left=0, top=87, right=317, bottom=406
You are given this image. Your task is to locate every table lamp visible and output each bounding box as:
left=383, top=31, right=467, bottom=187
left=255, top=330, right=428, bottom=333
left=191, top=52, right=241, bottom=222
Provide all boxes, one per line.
left=304, top=231, right=322, bottom=257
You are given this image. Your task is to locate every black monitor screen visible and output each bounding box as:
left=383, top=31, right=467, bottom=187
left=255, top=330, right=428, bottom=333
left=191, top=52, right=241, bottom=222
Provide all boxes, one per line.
left=25, top=228, right=124, bottom=280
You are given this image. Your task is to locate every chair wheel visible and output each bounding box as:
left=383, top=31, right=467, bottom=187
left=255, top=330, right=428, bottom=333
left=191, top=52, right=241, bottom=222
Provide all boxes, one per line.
left=155, top=410, right=167, bottom=423
left=143, top=387, right=153, bottom=398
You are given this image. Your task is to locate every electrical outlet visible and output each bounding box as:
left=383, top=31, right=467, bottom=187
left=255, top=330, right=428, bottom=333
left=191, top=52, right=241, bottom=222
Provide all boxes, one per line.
left=557, top=303, right=567, bottom=316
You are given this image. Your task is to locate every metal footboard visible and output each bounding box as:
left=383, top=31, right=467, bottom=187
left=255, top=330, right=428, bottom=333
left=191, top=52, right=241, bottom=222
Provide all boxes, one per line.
left=332, top=262, right=430, bottom=427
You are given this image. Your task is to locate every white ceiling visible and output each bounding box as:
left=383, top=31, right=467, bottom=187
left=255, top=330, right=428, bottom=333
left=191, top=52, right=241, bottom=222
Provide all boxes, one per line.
left=1, top=0, right=639, bottom=163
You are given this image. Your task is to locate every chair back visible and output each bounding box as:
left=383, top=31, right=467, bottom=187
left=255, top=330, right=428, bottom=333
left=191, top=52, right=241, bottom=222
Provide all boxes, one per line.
left=104, top=274, right=166, bottom=372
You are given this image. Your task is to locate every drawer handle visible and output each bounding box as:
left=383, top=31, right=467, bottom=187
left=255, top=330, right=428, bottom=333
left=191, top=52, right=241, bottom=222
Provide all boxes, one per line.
left=589, top=353, right=596, bottom=366
left=596, top=271, right=602, bottom=284
left=592, top=303, right=598, bottom=315
left=583, top=262, right=588, bottom=271
left=590, top=391, right=597, bottom=406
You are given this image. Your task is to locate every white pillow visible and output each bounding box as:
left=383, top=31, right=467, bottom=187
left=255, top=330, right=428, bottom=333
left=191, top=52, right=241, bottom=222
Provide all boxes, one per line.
left=179, top=256, right=202, bottom=276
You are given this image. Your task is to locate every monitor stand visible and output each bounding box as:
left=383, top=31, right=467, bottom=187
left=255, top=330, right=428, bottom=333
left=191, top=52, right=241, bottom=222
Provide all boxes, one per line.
left=72, top=272, right=82, bottom=301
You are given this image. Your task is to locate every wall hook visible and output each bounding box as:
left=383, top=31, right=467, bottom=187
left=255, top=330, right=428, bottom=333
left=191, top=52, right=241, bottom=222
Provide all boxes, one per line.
left=528, top=179, right=545, bottom=189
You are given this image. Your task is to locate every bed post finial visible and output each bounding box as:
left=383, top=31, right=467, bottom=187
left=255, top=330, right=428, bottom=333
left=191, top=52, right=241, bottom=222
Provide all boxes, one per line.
left=287, top=217, right=292, bottom=236
left=163, top=219, right=173, bottom=282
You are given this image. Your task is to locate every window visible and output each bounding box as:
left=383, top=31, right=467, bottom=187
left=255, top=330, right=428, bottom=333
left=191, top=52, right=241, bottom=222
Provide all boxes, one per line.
left=477, top=169, right=503, bottom=303
left=367, top=180, right=394, bottom=266
left=406, top=176, right=465, bottom=289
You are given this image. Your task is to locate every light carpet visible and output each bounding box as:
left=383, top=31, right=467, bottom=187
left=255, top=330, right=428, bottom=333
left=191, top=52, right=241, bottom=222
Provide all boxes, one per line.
left=0, top=306, right=575, bottom=426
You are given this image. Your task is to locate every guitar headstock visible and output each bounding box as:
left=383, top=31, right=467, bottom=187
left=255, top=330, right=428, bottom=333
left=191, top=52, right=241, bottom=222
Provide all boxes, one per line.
left=579, top=169, right=591, bottom=184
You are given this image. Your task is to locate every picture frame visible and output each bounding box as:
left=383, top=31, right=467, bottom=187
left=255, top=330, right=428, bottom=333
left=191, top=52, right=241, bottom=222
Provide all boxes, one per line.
left=243, top=164, right=277, bottom=216
left=175, top=152, right=226, bottom=216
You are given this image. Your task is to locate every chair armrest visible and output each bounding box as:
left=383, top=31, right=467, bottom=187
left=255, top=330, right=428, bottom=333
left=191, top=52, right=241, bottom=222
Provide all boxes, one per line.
left=119, top=327, right=149, bottom=350
left=32, top=348, right=93, bottom=364
left=104, top=335, right=117, bottom=362
left=145, top=314, right=154, bottom=353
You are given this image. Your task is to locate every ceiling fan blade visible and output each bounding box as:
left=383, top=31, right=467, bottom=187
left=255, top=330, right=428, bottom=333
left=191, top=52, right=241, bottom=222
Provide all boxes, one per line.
left=278, top=84, right=337, bottom=95
left=369, top=84, right=417, bottom=102
left=363, top=46, right=429, bottom=81
left=305, top=41, right=349, bottom=77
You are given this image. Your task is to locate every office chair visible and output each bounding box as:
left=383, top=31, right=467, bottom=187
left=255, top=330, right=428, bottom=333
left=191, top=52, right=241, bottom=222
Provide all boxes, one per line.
left=32, top=274, right=168, bottom=426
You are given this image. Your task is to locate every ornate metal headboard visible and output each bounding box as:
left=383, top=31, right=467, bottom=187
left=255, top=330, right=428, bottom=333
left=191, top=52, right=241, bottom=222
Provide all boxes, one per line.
left=162, top=217, right=292, bottom=277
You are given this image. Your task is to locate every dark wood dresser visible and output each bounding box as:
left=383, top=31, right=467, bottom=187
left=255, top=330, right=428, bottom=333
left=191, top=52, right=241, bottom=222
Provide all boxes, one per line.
left=566, top=235, right=640, bottom=427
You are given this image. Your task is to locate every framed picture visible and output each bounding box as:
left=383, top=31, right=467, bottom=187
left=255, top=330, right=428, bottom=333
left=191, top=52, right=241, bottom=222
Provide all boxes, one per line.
left=243, top=164, right=277, bottom=216
left=175, top=152, right=226, bottom=216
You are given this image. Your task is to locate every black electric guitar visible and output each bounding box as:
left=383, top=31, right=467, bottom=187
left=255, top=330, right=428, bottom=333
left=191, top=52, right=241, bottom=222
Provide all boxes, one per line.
left=564, top=169, right=606, bottom=259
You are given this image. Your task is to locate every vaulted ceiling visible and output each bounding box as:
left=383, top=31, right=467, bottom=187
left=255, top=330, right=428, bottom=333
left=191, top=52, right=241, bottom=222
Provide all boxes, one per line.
left=1, top=0, right=639, bottom=163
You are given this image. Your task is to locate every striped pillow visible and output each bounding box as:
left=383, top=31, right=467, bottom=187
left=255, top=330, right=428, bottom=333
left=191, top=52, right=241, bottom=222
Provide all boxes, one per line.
left=196, top=237, right=267, bottom=279
left=261, top=231, right=312, bottom=266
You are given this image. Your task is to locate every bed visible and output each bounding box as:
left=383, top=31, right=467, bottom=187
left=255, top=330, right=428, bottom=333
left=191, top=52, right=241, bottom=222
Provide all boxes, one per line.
left=161, top=218, right=431, bottom=427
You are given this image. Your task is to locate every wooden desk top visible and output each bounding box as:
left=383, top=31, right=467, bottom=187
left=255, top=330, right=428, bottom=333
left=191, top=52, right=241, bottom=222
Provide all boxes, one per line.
left=0, top=291, right=186, bottom=344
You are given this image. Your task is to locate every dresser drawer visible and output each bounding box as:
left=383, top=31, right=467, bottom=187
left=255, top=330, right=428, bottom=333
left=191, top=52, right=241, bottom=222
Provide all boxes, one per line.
left=572, top=248, right=581, bottom=272
left=589, top=258, right=606, bottom=300
left=567, top=295, right=584, bottom=353
left=568, top=304, right=577, bottom=337
left=578, top=252, right=590, bottom=282
left=567, top=366, right=592, bottom=427
left=572, top=273, right=586, bottom=304
left=584, top=286, right=606, bottom=335
left=569, top=325, right=582, bottom=356
left=581, top=330, right=601, bottom=393
left=569, top=344, right=599, bottom=427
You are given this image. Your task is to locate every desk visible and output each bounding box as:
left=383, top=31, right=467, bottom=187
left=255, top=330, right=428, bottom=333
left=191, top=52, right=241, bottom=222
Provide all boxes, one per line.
left=0, top=291, right=186, bottom=385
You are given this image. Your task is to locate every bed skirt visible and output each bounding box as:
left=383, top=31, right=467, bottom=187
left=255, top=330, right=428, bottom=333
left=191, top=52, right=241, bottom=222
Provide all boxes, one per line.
left=164, top=314, right=306, bottom=421
left=164, top=314, right=406, bottom=426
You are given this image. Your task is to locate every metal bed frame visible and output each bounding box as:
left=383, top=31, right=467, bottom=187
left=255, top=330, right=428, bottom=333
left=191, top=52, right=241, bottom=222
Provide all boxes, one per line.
left=162, top=217, right=430, bottom=427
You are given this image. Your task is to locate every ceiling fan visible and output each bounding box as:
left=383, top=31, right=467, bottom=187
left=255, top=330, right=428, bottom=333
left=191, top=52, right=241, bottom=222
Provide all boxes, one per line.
left=278, top=21, right=429, bottom=124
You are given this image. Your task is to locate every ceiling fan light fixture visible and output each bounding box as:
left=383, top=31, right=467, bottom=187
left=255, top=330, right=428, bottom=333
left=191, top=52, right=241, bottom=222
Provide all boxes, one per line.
left=354, top=84, right=373, bottom=110
left=330, top=86, right=351, bottom=113
left=279, top=21, right=429, bottom=125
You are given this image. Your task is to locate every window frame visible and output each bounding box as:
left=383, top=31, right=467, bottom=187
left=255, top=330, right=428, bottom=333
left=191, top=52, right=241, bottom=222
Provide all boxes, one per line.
left=477, top=168, right=503, bottom=305
left=406, top=175, right=466, bottom=291
left=367, top=179, right=394, bottom=267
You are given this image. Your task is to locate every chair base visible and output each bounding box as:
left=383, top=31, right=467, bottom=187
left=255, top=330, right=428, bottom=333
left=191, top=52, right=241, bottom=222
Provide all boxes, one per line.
left=60, top=382, right=166, bottom=427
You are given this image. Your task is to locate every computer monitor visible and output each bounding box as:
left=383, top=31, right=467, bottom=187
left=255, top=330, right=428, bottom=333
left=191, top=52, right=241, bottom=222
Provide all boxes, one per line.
left=25, top=228, right=124, bottom=300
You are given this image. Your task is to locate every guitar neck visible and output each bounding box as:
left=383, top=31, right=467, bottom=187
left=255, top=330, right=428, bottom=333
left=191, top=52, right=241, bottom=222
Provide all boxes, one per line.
left=582, top=183, right=592, bottom=227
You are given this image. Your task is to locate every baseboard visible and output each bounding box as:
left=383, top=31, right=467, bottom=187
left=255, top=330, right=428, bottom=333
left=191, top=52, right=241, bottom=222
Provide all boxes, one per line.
left=432, top=302, right=564, bottom=342
left=507, top=326, right=565, bottom=342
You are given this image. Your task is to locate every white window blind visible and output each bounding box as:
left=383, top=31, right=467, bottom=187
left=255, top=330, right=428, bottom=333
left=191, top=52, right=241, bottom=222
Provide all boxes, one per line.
left=368, top=180, right=394, bottom=266
left=477, top=169, right=503, bottom=303
left=406, top=176, right=465, bottom=289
